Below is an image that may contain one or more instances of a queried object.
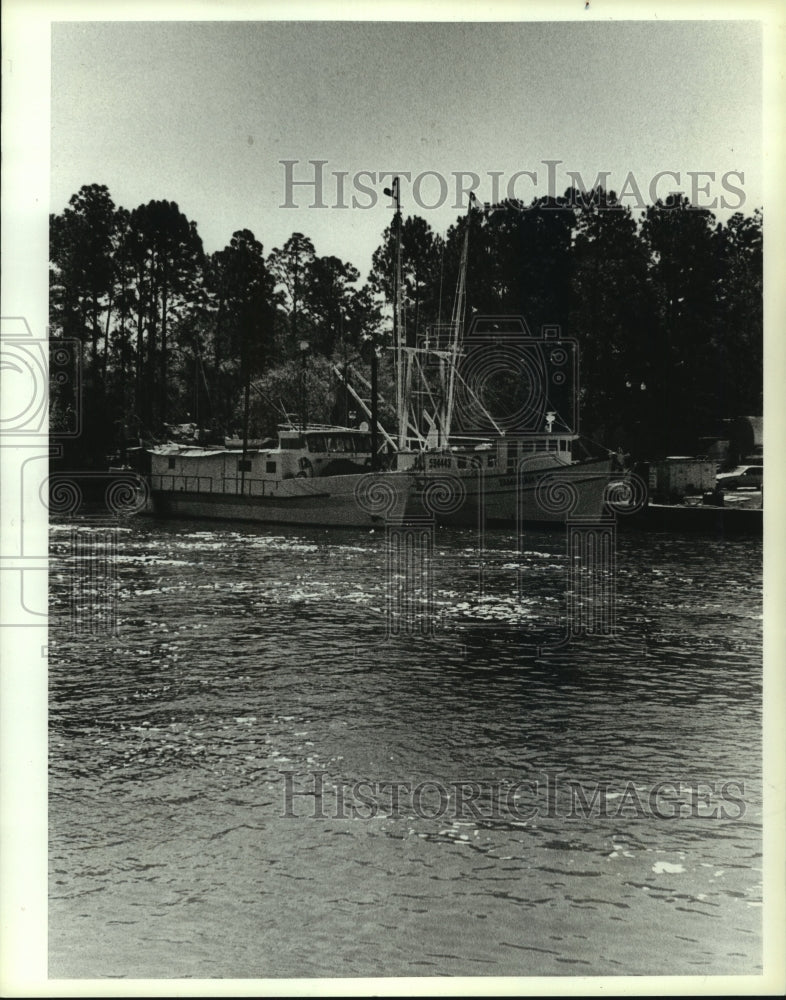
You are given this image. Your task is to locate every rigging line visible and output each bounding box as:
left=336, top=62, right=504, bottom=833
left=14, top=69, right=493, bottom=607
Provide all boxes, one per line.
left=196, top=350, right=213, bottom=412
left=443, top=196, right=476, bottom=441
left=413, top=351, right=442, bottom=419
left=406, top=398, right=427, bottom=451
left=332, top=363, right=397, bottom=418
left=450, top=367, right=506, bottom=437
left=249, top=380, right=288, bottom=420
left=277, top=398, right=296, bottom=429
left=576, top=432, right=616, bottom=455
left=329, top=364, right=397, bottom=450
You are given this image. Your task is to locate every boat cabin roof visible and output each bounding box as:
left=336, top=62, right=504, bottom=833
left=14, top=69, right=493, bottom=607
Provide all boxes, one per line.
left=152, top=425, right=374, bottom=458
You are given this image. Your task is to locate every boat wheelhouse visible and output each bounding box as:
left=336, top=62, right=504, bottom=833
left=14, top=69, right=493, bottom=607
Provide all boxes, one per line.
left=149, top=424, right=376, bottom=498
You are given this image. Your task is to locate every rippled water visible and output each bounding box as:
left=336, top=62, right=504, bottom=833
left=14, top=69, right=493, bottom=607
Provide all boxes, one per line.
left=49, top=518, right=762, bottom=978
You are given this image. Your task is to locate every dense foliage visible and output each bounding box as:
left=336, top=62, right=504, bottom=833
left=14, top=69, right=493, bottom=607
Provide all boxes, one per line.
left=49, top=183, right=762, bottom=464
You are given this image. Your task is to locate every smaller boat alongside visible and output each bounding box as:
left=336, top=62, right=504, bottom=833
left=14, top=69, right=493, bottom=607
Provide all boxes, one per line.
left=147, top=424, right=412, bottom=527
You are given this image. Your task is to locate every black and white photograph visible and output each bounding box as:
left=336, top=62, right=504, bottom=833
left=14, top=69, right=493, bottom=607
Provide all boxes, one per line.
left=1, top=0, right=784, bottom=994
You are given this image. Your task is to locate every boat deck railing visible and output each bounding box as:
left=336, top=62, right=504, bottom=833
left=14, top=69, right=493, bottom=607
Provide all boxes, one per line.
left=152, top=474, right=274, bottom=496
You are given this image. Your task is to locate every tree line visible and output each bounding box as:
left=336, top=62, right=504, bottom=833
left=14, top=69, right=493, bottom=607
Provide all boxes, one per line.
left=49, top=183, right=762, bottom=464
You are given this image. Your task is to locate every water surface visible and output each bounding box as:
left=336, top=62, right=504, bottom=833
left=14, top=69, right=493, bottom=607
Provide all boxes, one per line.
left=49, top=518, right=762, bottom=978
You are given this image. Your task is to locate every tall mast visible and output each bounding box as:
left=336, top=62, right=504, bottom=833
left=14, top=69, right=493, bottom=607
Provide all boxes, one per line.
left=440, top=192, right=476, bottom=444
left=384, top=178, right=405, bottom=450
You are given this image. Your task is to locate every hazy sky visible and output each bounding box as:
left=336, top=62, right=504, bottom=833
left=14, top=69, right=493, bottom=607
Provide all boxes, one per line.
left=51, top=18, right=762, bottom=278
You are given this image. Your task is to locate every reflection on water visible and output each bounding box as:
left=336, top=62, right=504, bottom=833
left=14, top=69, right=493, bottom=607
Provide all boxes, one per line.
left=49, top=519, right=762, bottom=978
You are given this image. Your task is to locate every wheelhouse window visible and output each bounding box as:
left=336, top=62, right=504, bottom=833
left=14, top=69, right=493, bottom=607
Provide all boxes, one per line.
left=168, top=457, right=176, bottom=469
left=306, top=434, right=326, bottom=452
left=280, top=436, right=305, bottom=450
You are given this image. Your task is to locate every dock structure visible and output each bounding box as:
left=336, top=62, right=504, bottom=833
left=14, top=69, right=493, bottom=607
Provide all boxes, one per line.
left=622, top=501, right=762, bottom=535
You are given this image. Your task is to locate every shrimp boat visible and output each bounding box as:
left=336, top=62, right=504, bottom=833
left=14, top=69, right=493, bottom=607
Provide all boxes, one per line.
left=383, top=312, right=613, bottom=526
left=337, top=183, right=614, bottom=526
left=147, top=181, right=614, bottom=528
left=333, top=323, right=613, bottom=527
left=401, top=435, right=614, bottom=526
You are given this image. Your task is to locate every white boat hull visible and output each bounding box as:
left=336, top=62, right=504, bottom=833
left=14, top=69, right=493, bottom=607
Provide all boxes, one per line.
left=406, top=458, right=614, bottom=525
left=150, top=471, right=414, bottom=528
left=150, top=460, right=614, bottom=528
